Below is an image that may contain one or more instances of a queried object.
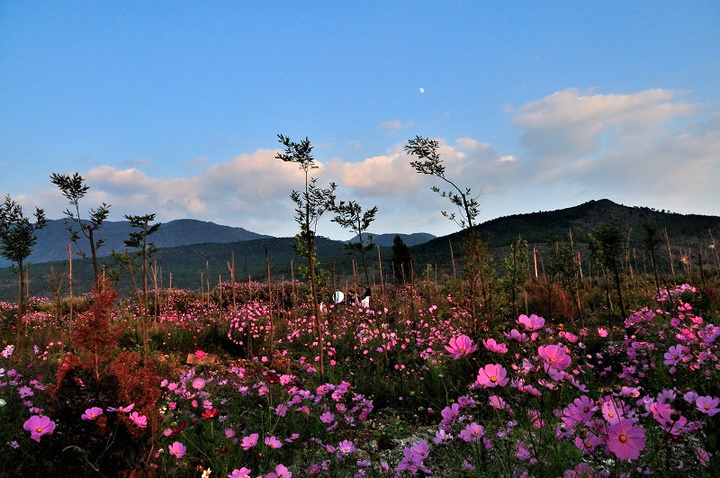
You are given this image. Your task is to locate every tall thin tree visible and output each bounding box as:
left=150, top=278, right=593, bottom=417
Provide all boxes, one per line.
left=332, top=200, right=378, bottom=285
left=276, top=134, right=336, bottom=377
left=0, top=195, right=46, bottom=322
left=50, top=173, right=110, bottom=287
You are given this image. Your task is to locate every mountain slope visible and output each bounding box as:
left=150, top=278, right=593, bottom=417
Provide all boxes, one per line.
left=0, top=218, right=271, bottom=267
left=346, top=232, right=436, bottom=247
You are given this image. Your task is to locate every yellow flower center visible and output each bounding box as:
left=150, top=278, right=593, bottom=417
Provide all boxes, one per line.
left=35, top=427, right=43, bottom=433
left=490, top=375, right=498, bottom=383
left=619, top=433, right=627, bottom=443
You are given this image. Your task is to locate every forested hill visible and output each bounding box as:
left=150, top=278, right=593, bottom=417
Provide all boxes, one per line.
left=417, top=199, right=720, bottom=250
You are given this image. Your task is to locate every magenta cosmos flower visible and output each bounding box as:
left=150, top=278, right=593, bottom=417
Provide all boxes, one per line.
left=445, top=335, right=477, bottom=359
left=695, top=396, right=720, bottom=416
left=23, top=415, right=56, bottom=442
left=338, top=439, right=355, bottom=454
left=473, top=364, right=509, bottom=388
left=228, top=468, right=252, bottom=478
left=518, top=314, right=545, bottom=332
left=265, top=435, right=283, bottom=449
left=81, top=407, right=104, bottom=421
left=168, top=441, right=186, bottom=459
left=274, top=464, right=292, bottom=478
left=459, top=422, right=485, bottom=442
left=562, top=395, right=597, bottom=426
left=482, top=338, right=508, bottom=354
left=606, top=419, right=645, bottom=460
left=538, top=344, right=572, bottom=371
left=241, top=432, right=259, bottom=450
left=129, top=411, right=147, bottom=428
left=663, top=344, right=687, bottom=366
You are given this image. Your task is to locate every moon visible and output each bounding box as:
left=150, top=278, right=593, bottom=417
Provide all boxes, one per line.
left=419, top=87, right=425, bottom=94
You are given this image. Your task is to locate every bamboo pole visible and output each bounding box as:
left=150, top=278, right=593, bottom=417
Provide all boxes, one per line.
left=663, top=228, right=675, bottom=276
left=377, top=245, right=385, bottom=297
left=68, top=243, right=74, bottom=322
left=449, top=239, right=457, bottom=279
left=266, top=247, right=274, bottom=357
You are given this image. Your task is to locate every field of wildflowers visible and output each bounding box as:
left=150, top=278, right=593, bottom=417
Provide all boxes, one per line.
left=1, top=279, right=719, bottom=477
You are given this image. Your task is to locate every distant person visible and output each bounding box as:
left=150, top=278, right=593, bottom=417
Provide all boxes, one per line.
left=360, top=287, right=371, bottom=308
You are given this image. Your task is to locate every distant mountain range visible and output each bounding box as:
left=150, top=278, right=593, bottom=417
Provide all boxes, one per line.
left=0, top=219, right=272, bottom=267
left=1, top=199, right=718, bottom=300
left=0, top=218, right=436, bottom=268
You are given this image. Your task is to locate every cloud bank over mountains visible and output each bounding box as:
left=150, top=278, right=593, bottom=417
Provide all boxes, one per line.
left=33, top=88, right=719, bottom=239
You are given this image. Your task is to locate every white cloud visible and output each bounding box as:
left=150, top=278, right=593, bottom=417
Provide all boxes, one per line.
left=186, top=157, right=209, bottom=168
left=512, top=88, right=697, bottom=175
left=378, top=120, right=414, bottom=134
left=31, top=88, right=719, bottom=239
left=503, top=88, right=718, bottom=218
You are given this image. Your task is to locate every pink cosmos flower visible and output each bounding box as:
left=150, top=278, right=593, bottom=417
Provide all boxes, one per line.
left=168, top=441, right=186, bottom=459
left=482, top=338, right=508, bottom=354
left=241, top=433, right=259, bottom=450
left=562, top=395, right=597, bottom=426
left=228, top=468, right=252, bottom=478
left=265, top=435, right=283, bottom=449
left=695, top=395, right=720, bottom=416
left=663, top=344, right=686, bottom=366
left=445, top=335, right=478, bottom=359
left=473, top=364, right=509, bottom=388
left=18, top=386, right=33, bottom=398
left=81, top=407, right=104, bottom=421
left=597, top=327, right=609, bottom=337
left=440, top=403, right=461, bottom=425
left=458, top=422, right=485, bottom=442
left=191, top=377, right=206, bottom=390
left=648, top=400, right=673, bottom=425
left=129, top=411, right=147, bottom=428
left=434, top=429, right=453, bottom=445
left=504, top=328, right=529, bottom=342
left=274, top=464, right=292, bottom=478
left=564, top=462, right=596, bottom=477
left=696, top=448, right=712, bottom=467
left=573, top=432, right=604, bottom=452
left=319, top=411, right=335, bottom=423
left=601, top=398, right=625, bottom=424
left=338, top=439, right=355, bottom=454
left=515, top=440, right=531, bottom=460
left=411, top=440, right=429, bottom=461
left=538, top=344, right=572, bottom=371
left=518, top=314, right=545, bottom=332
left=488, top=395, right=508, bottom=410
left=23, top=415, right=55, bottom=442
left=107, top=403, right=134, bottom=413
left=194, top=350, right=206, bottom=359
left=606, top=419, right=645, bottom=460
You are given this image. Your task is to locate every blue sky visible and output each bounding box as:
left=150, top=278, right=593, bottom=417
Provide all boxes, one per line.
left=1, top=1, right=719, bottom=239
